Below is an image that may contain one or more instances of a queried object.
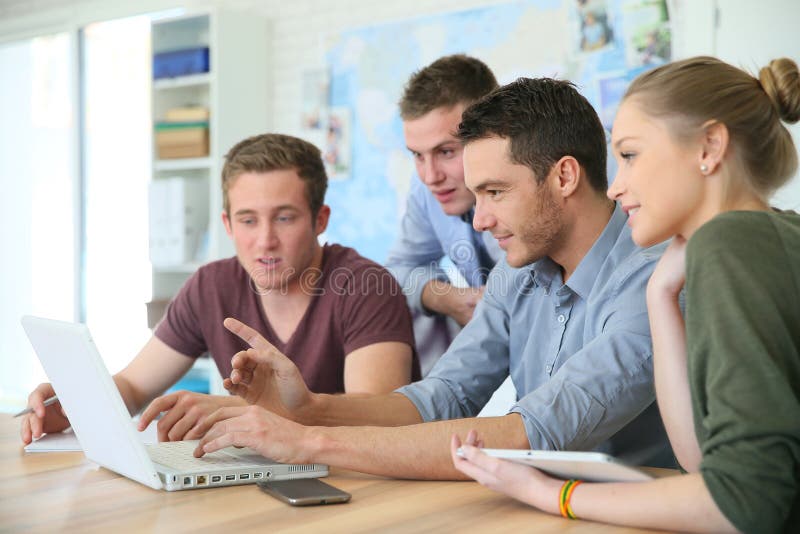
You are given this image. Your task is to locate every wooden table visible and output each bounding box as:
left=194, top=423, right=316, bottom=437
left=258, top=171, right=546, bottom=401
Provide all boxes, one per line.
left=0, top=415, right=676, bottom=533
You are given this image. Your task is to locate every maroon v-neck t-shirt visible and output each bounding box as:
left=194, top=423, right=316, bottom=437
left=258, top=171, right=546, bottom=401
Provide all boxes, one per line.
left=155, top=244, right=420, bottom=393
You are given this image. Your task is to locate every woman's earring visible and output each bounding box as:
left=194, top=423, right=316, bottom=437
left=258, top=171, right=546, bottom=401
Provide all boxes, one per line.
left=700, top=164, right=709, bottom=174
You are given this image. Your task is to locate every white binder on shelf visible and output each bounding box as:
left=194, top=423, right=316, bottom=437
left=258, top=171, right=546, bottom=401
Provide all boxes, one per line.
left=148, top=176, right=209, bottom=268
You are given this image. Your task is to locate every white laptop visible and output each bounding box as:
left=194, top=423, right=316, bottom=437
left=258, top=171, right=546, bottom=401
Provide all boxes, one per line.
left=21, top=315, right=328, bottom=491
left=457, top=448, right=653, bottom=482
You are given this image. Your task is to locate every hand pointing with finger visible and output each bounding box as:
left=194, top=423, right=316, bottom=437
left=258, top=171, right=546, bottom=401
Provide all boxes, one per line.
left=222, top=317, right=315, bottom=418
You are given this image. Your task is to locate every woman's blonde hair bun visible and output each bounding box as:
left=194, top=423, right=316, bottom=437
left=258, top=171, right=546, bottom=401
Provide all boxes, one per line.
left=759, top=57, right=800, bottom=124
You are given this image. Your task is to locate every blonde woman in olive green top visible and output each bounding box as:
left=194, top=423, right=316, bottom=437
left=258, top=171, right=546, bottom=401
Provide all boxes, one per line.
left=451, top=55, right=800, bottom=533
left=684, top=209, right=800, bottom=532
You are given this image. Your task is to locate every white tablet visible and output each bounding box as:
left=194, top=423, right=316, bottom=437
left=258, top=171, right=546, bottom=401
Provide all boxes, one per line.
left=457, top=448, right=653, bottom=482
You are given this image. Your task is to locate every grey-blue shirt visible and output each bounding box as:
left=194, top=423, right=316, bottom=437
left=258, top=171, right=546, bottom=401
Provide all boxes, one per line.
left=396, top=204, right=672, bottom=466
left=385, top=177, right=503, bottom=313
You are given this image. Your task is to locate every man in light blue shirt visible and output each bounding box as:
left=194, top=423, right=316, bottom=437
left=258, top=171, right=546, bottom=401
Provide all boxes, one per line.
left=386, top=55, right=502, bottom=373
left=387, top=55, right=501, bottom=325
left=191, top=76, right=671, bottom=478
left=400, top=204, right=668, bottom=465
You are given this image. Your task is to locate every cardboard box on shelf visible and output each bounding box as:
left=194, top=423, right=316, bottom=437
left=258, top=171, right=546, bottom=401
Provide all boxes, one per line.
left=155, top=121, right=209, bottom=159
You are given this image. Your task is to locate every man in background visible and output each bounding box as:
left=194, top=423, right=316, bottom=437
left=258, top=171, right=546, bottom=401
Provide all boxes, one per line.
left=385, top=55, right=503, bottom=373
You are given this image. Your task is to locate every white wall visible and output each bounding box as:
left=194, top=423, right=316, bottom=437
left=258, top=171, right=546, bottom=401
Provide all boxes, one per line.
left=712, top=0, right=800, bottom=207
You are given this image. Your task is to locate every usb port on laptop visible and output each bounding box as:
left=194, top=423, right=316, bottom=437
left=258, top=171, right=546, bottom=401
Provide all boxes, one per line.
left=225, top=474, right=236, bottom=481
left=239, top=473, right=250, bottom=480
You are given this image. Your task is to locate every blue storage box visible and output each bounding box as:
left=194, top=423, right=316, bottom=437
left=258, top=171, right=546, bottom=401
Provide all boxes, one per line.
left=153, top=47, right=210, bottom=79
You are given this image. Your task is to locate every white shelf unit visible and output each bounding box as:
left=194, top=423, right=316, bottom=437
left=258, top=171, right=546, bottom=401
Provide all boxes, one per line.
left=149, top=8, right=269, bottom=304
left=148, top=9, right=270, bottom=395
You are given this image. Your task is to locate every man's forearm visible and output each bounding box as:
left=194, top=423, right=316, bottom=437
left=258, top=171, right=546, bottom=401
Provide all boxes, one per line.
left=113, top=374, right=147, bottom=416
left=420, top=280, right=484, bottom=326
left=298, top=392, right=423, bottom=427
left=421, top=279, right=454, bottom=315
left=303, top=413, right=529, bottom=479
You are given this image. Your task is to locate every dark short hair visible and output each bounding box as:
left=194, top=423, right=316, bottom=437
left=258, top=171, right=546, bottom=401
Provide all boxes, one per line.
left=457, top=77, right=607, bottom=192
left=399, top=54, right=499, bottom=120
left=222, top=133, right=327, bottom=216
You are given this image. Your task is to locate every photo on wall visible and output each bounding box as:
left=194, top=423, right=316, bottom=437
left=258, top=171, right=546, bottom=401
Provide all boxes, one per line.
left=323, top=107, right=351, bottom=181
left=597, top=72, right=630, bottom=132
left=300, top=68, right=330, bottom=131
left=575, top=0, right=615, bottom=53
left=622, top=0, right=671, bottom=67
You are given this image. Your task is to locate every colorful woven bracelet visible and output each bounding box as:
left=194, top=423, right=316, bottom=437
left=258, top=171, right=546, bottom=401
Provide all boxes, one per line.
left=559, top=479, right=583, bottom=519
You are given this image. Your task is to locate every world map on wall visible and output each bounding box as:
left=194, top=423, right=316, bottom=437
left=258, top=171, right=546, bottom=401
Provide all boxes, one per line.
left=323, top=0, right=670, bottom=263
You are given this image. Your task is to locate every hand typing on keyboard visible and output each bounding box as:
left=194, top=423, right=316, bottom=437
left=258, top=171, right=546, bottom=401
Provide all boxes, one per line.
left=138, top=391, right=248, bottom=442
left=191, top=405, right=313, bottom=466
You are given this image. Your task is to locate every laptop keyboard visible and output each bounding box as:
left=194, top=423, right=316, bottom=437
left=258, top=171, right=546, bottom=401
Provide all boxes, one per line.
left=146, top=440, right=256, bottom=471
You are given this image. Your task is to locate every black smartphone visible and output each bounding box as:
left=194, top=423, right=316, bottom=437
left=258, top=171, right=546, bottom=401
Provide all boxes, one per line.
left=257, top=478, right=351, bottom=506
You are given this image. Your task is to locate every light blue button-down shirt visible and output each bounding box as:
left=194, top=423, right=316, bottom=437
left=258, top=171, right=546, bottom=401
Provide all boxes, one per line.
left=396, top=204, right=672, bottom=466
left=385, top=178, right=503, bottom=313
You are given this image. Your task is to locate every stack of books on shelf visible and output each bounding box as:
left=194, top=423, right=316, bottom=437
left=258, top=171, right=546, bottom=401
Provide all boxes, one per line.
left=155, top=106, right=210, bottom=159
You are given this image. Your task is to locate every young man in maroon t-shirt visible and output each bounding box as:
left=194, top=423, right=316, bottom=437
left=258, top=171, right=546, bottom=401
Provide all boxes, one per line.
left=21, top=134, right=418, bottom=445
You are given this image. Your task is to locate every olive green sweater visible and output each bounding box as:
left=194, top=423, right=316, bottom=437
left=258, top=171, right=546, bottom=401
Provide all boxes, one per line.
left=686, top=210, right=800, bottom=534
